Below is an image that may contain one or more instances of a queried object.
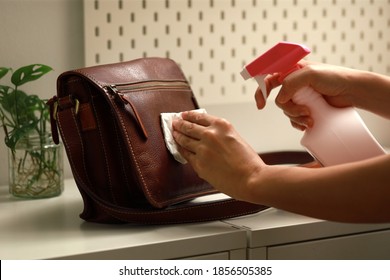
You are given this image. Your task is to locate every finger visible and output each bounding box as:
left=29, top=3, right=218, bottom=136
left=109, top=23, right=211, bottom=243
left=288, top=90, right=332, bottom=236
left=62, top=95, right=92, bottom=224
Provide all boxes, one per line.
left=254, top=88, right=266, bottom=109
left=265, top=72, right=283, bottom=90
left=255, top=73, right=282, bottom=109
left=290, top=118, right=309, bottom=131
left=288, top=116, right=312, bottom=130
left=172, top=118, right=204, bottom=140
left=176, top=142, right=195, bottom=161
left=172, top=130, right=198, bottom=154
left=276, top=99, right=310, bottom=118
left=275, top=99, right=313, bottom=129
left=291, top=122, right=307, bottom=131
left=276, top=64, right=314, bottom=104
left=181, top=110, right=212, bottom=126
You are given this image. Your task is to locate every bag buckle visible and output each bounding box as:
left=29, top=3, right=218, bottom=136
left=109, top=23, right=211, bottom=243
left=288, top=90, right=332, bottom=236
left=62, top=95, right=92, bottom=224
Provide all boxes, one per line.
left=73, top=98, right=80, bottom=115
left=47, top=96, right=80, bottom=145
left=53, top=96, right=80, bottom=120
left=52, top=101, right=59, bottom=120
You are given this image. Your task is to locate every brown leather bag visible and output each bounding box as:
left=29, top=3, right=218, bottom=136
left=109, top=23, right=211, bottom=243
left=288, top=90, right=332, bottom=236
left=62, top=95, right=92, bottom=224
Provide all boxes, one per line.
left=48, top=57, right=312, bottom=224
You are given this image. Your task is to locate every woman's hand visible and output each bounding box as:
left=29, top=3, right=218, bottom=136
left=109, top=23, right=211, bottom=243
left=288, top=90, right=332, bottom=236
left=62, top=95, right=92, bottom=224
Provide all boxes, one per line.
left=172, top=111, right=265, bottom=200
left=255, top=61, right=359, bottom=130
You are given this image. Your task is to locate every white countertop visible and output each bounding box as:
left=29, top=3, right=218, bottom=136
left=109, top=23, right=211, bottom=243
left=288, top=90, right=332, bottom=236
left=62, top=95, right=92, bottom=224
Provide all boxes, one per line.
left=224, top=208, right=390, bottom=248
left=2, top=178, right=390, bottom=260
left=0, top=179, right=246, bottom=260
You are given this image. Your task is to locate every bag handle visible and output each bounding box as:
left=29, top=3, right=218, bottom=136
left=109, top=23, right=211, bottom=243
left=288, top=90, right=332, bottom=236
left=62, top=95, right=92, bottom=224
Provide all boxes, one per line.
left=55, top=101, right=312, bottom=224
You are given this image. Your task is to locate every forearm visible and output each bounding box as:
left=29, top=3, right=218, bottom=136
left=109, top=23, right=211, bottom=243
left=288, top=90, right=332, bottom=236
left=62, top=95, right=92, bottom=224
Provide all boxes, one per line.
left=349, top=70, right=390, bottom=119
left=246, top=154, right=390, bottom=223
left=172, top=109, right=390, bottom=223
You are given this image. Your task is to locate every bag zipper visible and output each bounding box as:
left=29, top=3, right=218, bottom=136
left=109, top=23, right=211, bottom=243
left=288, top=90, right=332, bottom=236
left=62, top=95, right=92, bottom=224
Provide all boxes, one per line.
left=105, top=80, right=190, bottom=140
left=108, top=80, right=190, bottom=93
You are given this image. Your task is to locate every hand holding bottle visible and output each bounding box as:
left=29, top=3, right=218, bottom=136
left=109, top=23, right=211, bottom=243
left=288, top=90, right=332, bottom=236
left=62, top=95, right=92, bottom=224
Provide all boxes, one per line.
left=242, top=42, right=385, bottom=166
left=258, top=61, right=390, bottom=129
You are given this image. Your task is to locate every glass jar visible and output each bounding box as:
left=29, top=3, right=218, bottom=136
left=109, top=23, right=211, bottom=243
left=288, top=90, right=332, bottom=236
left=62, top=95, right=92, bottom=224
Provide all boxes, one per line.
left=8, top=133, right=64, bottom=198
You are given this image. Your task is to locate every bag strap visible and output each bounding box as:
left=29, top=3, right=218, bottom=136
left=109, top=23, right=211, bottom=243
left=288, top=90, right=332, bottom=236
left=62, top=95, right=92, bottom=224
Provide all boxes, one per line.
left=55, top=100, right=312, bottom=224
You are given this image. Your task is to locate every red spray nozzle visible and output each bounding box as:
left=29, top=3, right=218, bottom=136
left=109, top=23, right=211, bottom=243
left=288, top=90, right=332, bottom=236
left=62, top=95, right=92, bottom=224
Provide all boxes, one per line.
left=241, top=42, right=311, bottom=78
left=240, top=42, right=311, bottom=101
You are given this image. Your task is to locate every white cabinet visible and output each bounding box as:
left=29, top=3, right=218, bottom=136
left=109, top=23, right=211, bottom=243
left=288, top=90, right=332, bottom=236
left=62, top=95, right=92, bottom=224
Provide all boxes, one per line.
left=267, top=230, right=390, bottom=259
left=182, top=249, right=246, bottom=260
left=224, top=208, right=390, bottom=260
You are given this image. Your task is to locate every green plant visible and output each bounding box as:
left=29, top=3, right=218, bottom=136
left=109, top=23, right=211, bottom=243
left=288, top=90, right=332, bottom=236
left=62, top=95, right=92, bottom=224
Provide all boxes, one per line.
left=0, top=64, right=53, bottom=151
left=0, top=64, right=63, bottom=198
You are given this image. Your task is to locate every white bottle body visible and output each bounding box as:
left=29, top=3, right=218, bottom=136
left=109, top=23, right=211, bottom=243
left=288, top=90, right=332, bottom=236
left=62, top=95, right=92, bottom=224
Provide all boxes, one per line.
left=292, top=87, right=386, bottom=166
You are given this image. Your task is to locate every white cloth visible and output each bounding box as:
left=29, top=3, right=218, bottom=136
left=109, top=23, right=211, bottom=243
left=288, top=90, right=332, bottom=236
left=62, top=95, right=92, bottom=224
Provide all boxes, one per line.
left=160, top=109, right=207, bottom=164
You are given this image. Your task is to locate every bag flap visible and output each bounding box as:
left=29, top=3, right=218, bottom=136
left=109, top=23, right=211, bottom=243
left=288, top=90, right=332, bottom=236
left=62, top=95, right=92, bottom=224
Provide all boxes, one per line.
left=62, top=57, right=188, bottom=90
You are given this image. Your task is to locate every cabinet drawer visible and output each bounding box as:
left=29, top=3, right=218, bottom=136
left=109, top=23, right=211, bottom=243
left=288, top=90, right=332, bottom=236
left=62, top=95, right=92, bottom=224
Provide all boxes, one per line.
left=267, top=230, right=390, bottom=259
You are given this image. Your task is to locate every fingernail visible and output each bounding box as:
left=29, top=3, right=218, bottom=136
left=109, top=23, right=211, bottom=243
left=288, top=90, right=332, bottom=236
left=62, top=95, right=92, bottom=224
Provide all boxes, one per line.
left=306, top=118, right=314, bottom=128
left=276, top=95, right=286, bottom=104
left=172, top=119, right=179, bottom=128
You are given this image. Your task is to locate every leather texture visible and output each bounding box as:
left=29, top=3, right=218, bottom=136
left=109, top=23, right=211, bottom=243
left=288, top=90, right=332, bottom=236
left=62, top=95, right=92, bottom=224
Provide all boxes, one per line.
left=49, top=57, right=313, bottom=224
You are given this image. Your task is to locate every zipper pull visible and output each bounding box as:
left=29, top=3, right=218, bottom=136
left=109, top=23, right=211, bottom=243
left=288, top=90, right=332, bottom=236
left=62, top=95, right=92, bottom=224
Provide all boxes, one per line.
left=107, top=85, right=132, bottom=106
left=106, top=85, right=148, bottom=140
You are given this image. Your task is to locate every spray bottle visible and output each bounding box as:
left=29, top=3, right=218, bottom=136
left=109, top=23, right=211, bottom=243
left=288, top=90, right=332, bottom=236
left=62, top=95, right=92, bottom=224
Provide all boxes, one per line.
left=240, top=42, right=385, bottom=166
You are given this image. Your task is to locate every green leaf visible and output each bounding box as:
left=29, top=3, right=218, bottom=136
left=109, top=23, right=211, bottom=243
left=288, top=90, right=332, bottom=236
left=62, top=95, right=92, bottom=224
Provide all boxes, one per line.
left=0, top=67, right=11, bottom=80
left=1, top=89, right=25, bottom=112
left=0, top=87, right=16, bottom=112
left=4, top=120, right=38, bottom=150
left=0, top=85, right=13, bottom=97
left=0, top=90, right=43, bottom=128
left=11, top=64, right=53, bottom=87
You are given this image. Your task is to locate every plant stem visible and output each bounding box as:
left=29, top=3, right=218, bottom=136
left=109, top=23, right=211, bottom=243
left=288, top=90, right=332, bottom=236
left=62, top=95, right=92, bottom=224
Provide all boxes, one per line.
left=14, top=85, right=19, bottom=127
